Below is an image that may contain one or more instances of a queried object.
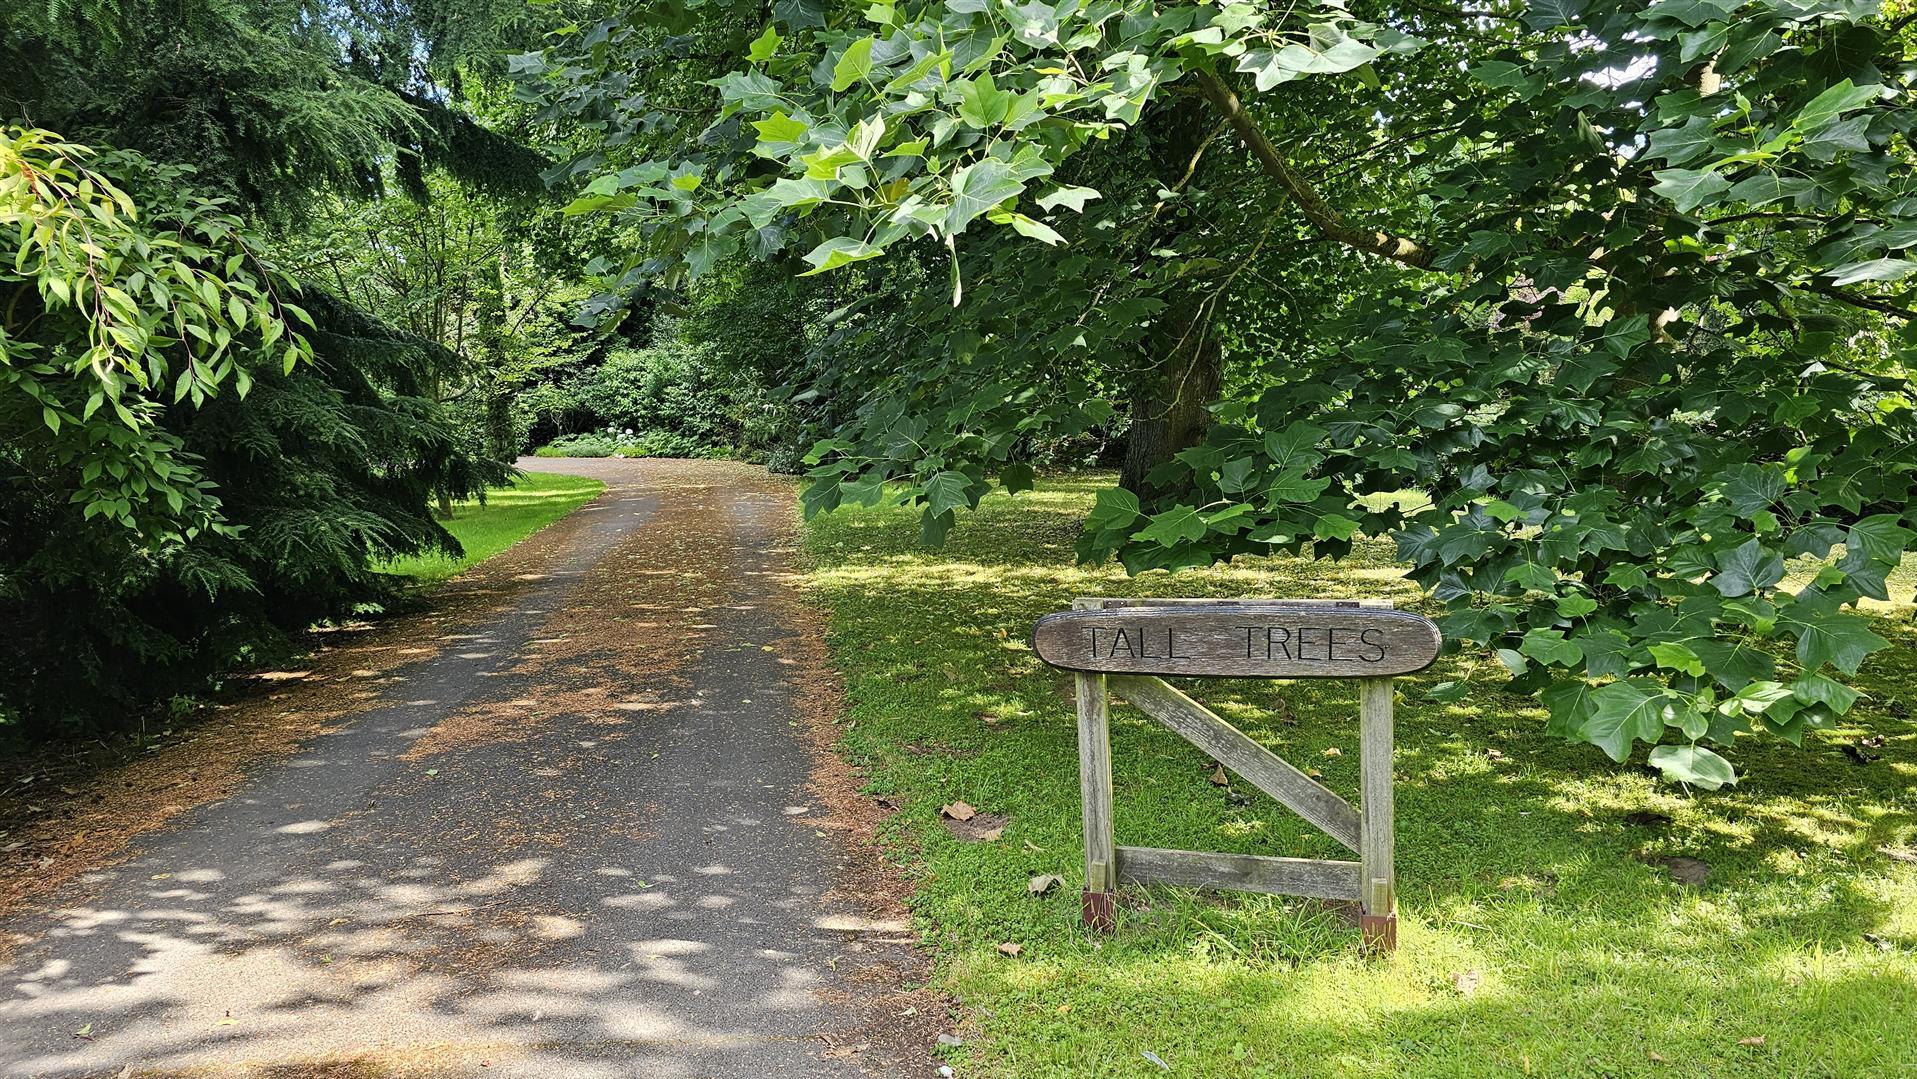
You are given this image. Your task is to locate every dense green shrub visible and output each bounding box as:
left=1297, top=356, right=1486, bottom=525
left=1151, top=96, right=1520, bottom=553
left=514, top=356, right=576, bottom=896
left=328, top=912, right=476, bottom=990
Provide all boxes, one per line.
left=0, top=133, right=507, bottom=737
left=533, top=428, right=735, bottom=460
left=519, top=318, right=788, bottom=460
left=573, top=338, right=737, bottom=447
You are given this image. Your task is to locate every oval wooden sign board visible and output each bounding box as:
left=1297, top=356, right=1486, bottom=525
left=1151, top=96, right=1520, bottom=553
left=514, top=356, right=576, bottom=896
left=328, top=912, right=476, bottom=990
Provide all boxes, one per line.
left=1032, top=604, right=1441, bottom=678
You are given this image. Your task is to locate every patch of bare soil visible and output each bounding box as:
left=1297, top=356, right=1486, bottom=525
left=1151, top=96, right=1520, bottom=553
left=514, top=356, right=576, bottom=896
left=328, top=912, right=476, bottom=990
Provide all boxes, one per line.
left=0, top=495, right=609, bottom=947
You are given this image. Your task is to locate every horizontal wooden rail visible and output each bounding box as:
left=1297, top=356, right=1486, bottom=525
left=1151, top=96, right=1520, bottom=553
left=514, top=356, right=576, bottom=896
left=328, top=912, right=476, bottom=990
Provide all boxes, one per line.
left=1116, top=846, right=1361, bottom=900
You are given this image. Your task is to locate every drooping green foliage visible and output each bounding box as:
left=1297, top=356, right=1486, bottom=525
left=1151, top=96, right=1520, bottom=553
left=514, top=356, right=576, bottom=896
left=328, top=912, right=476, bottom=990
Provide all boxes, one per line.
left=1, top=130, right=507, bottom=734
left=0, top=0, right=564, bottom=737
left=527, top=0, right=1917, bottom=785
left=0, top=128, right=314, bottom=547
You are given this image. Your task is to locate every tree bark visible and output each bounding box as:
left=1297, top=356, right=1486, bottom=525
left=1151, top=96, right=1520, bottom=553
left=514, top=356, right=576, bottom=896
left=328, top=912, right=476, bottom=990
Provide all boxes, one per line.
left=1121, top=290, right=1223, bottom=495
left=1120, top=97, right=1227, bottom=497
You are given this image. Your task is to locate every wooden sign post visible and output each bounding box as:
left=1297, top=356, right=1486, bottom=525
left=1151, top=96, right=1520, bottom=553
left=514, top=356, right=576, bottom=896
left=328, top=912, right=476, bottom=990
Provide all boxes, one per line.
left=1031, top=598, right=1440, bottom=954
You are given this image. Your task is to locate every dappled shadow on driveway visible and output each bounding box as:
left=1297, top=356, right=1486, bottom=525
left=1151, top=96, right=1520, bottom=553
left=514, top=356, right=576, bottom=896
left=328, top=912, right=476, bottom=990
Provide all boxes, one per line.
left=0, top=461, right=928, bottom=1078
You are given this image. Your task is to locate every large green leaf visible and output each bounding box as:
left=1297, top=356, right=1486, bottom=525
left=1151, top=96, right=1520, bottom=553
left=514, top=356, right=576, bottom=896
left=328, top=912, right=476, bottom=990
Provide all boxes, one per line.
left=1711, top=537, right=1785, bottom=597
left=957, top=73, right=1013, bottom=127
left=1824, top=258, right=1917, bottom=287
left=1581, top=680, right=1675, bottom=762
left=1084, top=487, right=1140, bottom=533
left=944, top=160, right=1025, bottom=237
left=921, top=470, right=972, bottom=518
left=1131, top=505, right=1207, bottom=547
left=1792, top=79, right=1881, bottom=134
left=1520, top=628, right=1583, bottom=667
left=1651, top=167, right=1731, bottom=213
left=830, top=36, right=877, bottom=91
left=797, top=237, right=884, bottom=275
left=1645, top=115, right=1717, bottom=165
left=747, top=24, right=782, bottom=62
left=1646, top=744, right=1737, bottom=789
left=1783, top=592, right=1890, bottom=674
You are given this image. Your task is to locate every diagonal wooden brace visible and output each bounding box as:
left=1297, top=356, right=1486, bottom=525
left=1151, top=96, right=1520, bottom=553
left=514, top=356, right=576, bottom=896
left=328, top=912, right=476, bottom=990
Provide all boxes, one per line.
left=1109, top=674, right=1361, bottom=852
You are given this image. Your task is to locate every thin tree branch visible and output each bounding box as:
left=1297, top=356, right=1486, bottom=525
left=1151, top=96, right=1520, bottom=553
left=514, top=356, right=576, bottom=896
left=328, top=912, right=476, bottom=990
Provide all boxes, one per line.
left=1193, top=69, right=1437, bottom=270
left=1809, top=282, right=1917, bottom=322
left=1315, top=120, right=1474, bottom=185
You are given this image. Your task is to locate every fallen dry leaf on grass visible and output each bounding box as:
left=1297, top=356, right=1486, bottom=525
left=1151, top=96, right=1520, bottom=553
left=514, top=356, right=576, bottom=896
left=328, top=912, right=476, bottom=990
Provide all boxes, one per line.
left=941, top=809, right=1008, bottom=843
left=1323, top=747, right=1343, bottom=758
left=996, top=941, right=1022, bottom=957
left=1207, top=763, right=1230, bottom=786
left=1450, top=969, right=1482, bottom=996
left=1651, top=855, right=1710, bottom=886
left=940, top=801, right=977, bottom=822
left=1738, top=1036, right=1766, bottom=1047
left=1028, top=873, right=1062, bottom=896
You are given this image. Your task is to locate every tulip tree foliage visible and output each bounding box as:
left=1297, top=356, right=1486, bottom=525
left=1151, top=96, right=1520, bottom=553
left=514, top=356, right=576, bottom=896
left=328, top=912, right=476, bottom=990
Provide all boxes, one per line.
left=528, top=0, right=1917, bottom=786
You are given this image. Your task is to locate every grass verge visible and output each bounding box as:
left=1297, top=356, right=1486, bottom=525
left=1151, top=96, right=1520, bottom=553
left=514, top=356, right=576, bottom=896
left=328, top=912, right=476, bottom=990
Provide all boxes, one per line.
left=384, top=471, right=604, bottom=583
left=803, top=472, right=1917, bottom=1078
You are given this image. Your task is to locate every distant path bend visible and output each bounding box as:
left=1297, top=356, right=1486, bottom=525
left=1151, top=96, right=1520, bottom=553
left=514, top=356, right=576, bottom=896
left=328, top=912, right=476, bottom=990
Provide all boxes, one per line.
left=0, top=458, right=931, bottom=1079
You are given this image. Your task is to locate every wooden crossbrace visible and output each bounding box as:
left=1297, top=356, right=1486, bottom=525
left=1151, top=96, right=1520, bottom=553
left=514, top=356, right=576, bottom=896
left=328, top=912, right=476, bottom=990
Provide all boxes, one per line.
left=1072, top=596, right=1397, bottom=952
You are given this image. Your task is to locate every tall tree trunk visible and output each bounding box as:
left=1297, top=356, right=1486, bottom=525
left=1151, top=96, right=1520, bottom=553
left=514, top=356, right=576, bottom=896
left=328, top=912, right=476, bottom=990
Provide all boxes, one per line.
left=1120, top=292, right=1222, bottom=495
left=1119, top=97, right=1226, bottom=497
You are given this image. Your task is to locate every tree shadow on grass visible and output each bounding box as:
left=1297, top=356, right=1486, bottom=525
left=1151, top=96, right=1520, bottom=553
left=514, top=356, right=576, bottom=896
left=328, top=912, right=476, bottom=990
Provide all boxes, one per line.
left=806, top=479, right=1917, bottom=1076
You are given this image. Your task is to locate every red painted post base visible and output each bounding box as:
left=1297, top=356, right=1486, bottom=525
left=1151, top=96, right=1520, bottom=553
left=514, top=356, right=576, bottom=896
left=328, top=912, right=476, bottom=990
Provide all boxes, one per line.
left=1360, top=912, right=1397, bottom=954
left=1081, top=889, right=1116, bottom=932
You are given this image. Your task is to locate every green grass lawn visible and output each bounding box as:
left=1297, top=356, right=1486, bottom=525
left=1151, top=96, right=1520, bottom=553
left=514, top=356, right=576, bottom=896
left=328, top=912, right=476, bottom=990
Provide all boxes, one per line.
left=383, top=471, right=604, bottom=582
left=803, top=473, right=1917, bottom=1078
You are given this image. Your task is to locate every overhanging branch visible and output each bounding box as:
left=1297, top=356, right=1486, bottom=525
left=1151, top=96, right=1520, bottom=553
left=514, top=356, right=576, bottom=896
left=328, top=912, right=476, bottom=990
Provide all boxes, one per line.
left=1809, top=282, right=1917, bottom=322
left=1193, top=69, right=1436, bottom=271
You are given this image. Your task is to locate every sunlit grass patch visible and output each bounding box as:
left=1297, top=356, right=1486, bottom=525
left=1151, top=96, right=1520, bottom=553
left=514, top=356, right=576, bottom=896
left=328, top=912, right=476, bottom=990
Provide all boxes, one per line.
left=383, top=472, right=604, bottom=583
left=804, top=473, right=1917, bottom=1078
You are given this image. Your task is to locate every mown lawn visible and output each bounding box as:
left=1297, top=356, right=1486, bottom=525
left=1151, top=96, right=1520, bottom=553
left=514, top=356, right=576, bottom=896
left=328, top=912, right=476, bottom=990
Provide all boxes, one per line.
left=383, top=471, right=604, bottom=582
left=803, top=473, right=1917, bottom=1078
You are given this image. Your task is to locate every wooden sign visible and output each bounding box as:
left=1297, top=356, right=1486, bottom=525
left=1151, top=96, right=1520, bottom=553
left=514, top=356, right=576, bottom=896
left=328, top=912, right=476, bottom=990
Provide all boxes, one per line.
left=1032, top=602, right=1440, bottom=678
left=1054, top=597, right=1431, bottom=953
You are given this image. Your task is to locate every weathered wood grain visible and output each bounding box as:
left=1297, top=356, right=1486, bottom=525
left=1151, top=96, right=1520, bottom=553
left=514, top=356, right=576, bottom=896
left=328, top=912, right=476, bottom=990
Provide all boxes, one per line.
left=1109, top=674, right=1361, bottom=852
left=1358, top=677, right=1396, bottom=921
left=1033, top=603, right=1439, bottom=678
left=1076, top=671, right=1115, bottom=894
left=1115, top=845, right=1362, bottom=900
left=1082, top=597, right=1391, bottom=609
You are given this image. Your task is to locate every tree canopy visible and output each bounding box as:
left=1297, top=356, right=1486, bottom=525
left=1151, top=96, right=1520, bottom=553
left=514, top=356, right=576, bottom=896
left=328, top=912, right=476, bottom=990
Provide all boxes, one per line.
left=0, top=0, right=563, bottom=733
left=525, top=0, right=1917, bottom=785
